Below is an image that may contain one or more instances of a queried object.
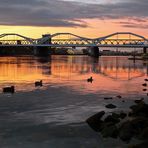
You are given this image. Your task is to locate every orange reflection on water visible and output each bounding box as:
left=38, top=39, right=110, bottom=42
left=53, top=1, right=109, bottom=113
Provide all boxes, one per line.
left=0, top=57, right=49, bottom=83
left=50, top=56, right=147, bottom=94
left=0, top=55, right=147, bottom=94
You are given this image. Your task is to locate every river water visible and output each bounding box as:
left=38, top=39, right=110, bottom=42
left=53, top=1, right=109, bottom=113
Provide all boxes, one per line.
left=0, top=55, right=147, bottom=148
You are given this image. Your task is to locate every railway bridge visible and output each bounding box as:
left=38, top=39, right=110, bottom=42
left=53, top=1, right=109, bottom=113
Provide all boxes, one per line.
left=0, top=32, right=147, bottom=57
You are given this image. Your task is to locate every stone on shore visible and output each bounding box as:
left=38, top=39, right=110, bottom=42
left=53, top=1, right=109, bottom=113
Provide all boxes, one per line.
left=86, top=100, right=148, bottom=147
left=130, top=102, right=148, bottom=117
left=119, top=121, right=135, bottom=142
left=139, top=127, right=148, bottom=140
left=105, top=104, right=116, bottom=109
left=116, top=95, right=122, bottom=98
left=104, top=114, right=120, bottom=124
left=104, top=97, right=113, bottom=100
left=119, top=112, right=127, bottom=119
left=86, top=111, right=105, bottom=132
left=101, top=124, right=118, bottom=138
left=134, top=98, right=144, bottom=104
left=142, top=83, right=147, bottom=87
left=128, top=141, right=148, bottom=148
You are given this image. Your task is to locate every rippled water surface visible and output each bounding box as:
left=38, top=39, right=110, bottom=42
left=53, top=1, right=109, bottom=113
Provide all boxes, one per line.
left=0, top=55, right=147, bottom=148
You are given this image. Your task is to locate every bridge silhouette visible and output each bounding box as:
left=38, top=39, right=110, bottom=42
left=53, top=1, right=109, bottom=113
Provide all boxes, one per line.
left=0, top=32, right=148, bottom=56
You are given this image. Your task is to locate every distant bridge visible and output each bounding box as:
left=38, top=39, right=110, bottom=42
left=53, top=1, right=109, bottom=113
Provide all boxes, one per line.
left=0, top=32, right=148, bottom=56
left=0, top=32, right=148, bottom=47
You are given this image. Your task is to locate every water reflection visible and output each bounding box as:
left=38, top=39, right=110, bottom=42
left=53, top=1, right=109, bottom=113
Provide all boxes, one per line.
left=0, top=55, right=147, bottom=94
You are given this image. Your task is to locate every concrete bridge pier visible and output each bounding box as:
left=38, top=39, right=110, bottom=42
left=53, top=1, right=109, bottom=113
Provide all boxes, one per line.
left=34, top=34, right=52, bottom=57
left=34, top=47, right=51, bottom=57
left=143, top=47, right=147, bottom=54
left=33, top=46, right=49, bottom=57
left=33, top=47, right=38, bottom=55
left=89, top=46, right=100, bottom=58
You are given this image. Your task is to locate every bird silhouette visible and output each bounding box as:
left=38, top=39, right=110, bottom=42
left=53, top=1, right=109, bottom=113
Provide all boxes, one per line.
left=35, top=80, right=43, bottom=87
left=3, top=86, right=15, bottom=93
left=87, top=77, right=93, bottom=83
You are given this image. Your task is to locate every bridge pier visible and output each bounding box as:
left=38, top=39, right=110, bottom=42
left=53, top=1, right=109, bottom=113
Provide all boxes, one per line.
left=89, top=46, right=100, bottom=58
left=34, top=34, right=52, bottom=57
left=143, top=47, right=147, bottom=54
left=33, top=47, right=38, bottom=55
left=34, top=47, right=51, bottom=57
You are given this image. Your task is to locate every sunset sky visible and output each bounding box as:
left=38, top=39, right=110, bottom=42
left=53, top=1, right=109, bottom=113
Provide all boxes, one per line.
left=0, top=0, right=148, bottom=38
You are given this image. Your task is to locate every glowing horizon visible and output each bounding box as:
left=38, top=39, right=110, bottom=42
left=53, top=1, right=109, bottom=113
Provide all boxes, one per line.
left=0, top=22, right=147, bottom=39
left=0, top=0, right=147, bottom=38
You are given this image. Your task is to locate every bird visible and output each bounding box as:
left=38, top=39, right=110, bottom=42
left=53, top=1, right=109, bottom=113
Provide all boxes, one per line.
left=142, top=83, right=147, bottom=87
left=35, top=80, right=43, bottom=87
left=87, top=77, right=93, bottom=83
left=3, top=86, right=15, bottom=93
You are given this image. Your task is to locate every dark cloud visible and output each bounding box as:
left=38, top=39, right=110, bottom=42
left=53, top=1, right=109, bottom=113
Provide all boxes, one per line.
left=117, top=21, right=148, bottom=29
left=0, top=0, right=147, bottom=27
left=123, top=24, right=148, bottom=29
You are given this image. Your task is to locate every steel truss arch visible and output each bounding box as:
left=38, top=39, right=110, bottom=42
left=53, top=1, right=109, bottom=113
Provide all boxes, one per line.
left=0, top=33, right=34, bottom=44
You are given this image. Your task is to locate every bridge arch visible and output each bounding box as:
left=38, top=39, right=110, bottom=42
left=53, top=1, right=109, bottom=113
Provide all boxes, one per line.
left=51, top=33, right=91, bottom=40
left=38, top=33, right=92, bottom=45
left=94, top=32, right=148, bottom=45
left=96, top=32, right=147, bottom=41
left=0, top=33, right=34, bottom=44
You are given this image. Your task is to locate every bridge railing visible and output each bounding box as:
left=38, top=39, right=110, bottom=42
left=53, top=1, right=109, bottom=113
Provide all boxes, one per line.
left=94, top=39, right=146, bottom=45
left=0, top=40, right=36, bottom=45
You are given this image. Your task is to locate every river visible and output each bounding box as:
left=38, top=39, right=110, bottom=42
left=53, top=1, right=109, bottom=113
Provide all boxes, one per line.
left=0, top=55, right=147, bottom=148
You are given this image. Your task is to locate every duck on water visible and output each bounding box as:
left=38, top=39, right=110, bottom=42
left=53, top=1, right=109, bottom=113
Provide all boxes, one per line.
left=87, top=77, right=93, bottom=83
left=35, top=80, right=43, bottom=87
left=3, top=86, right=15, bottom=93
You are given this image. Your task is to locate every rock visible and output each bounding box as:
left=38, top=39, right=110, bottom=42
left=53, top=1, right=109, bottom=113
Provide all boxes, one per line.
left=119, top=112, right=127, bottom=119
left=86, top=100, right=148, bottom=146
left=134, top=98, right=144, bottom=104
left=130, top=117, right=148, bottom=135
left=130, top=102, right=148, bottom=117
left=86, top=111, right=105, bottom=132
left=104, top=97, right=113, bottom=100
left=101, top=124, right=118, bottom=138
left=119, top=121, right=135, bottom=142
left=142, top=83, right=147, bottom=87
left=139, top=127, right=148, bottom=140
left=99, top=121, right=114, bottom=131
left=112, top=113, right=120, bottom=119
left=116, top=95, right=122, bottom=98
left=119, top=117, right=148, bottom=142
left=105, top=104, right=116, bottom=109
left=128, top=112, right=132, bottom=117
left=104, top=114, right=120, bottom=124
left=128, top=141, right=148, bottom=148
